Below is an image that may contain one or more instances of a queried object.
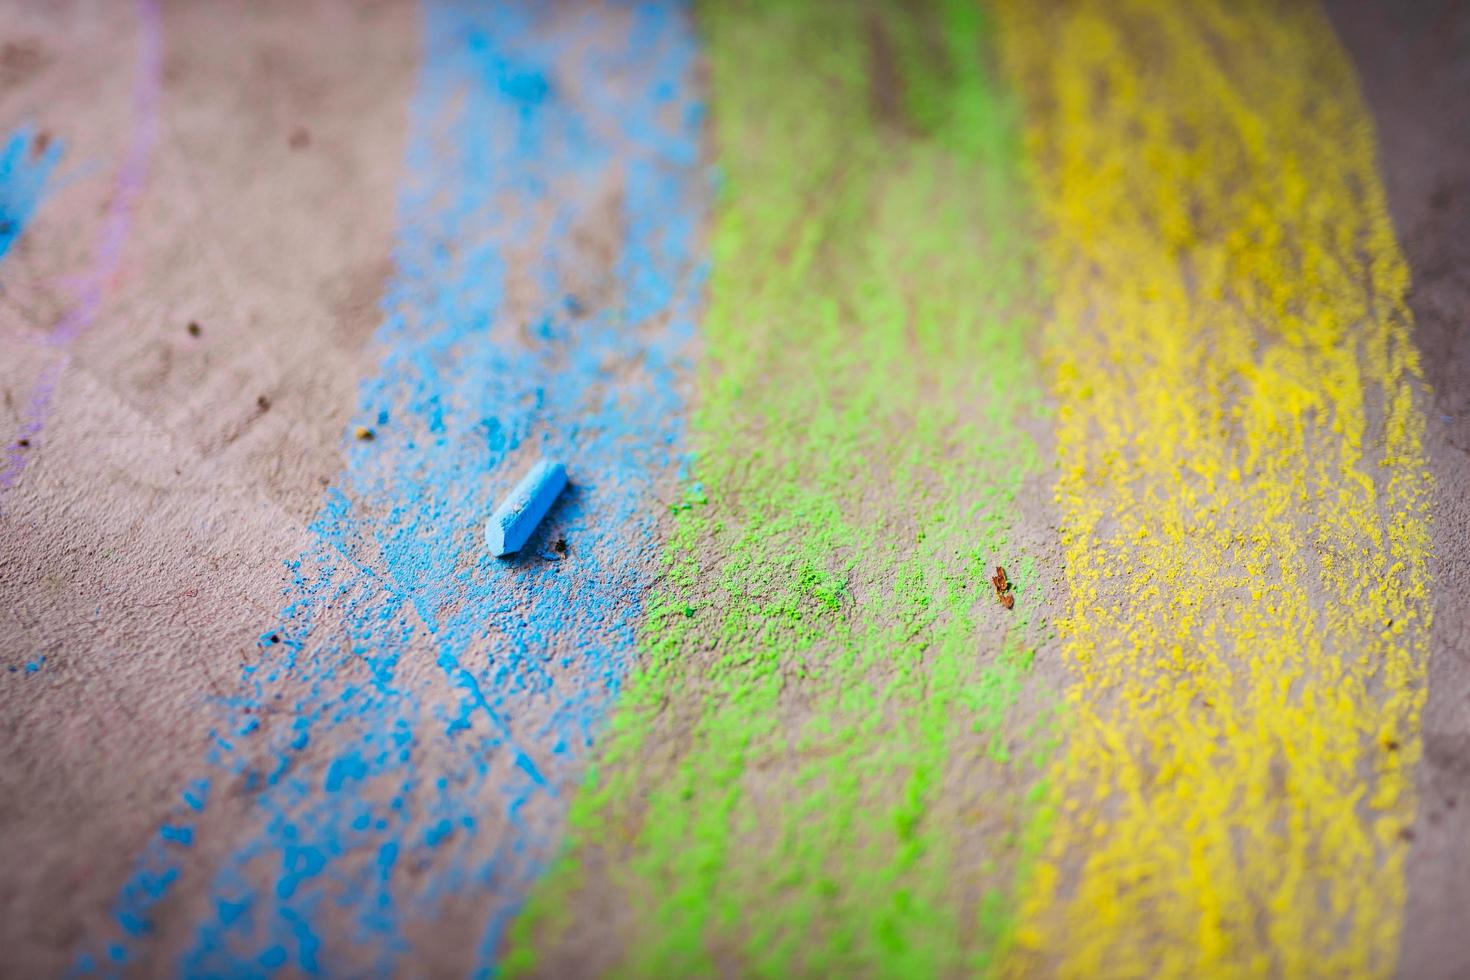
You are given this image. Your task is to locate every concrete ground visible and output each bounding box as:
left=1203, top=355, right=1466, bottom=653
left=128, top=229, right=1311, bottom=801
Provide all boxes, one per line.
left=0, top=0, right=1466, bottom=976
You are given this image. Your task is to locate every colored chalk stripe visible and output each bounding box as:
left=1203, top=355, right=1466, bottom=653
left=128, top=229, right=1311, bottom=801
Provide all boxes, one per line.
left=98, top=2, right=703, bottom=974
left=993, top=0, right=1434, bottom=975
left=509, top=0, right=1057, bottom=973
left=0, top=125, right=61, bottom=263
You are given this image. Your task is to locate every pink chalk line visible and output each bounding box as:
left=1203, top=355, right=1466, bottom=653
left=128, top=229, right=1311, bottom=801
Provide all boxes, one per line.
left=0, top=0, right=161, bottom=496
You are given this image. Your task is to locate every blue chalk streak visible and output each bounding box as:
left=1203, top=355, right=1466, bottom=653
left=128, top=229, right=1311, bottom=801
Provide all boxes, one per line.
left=96, top=2, right=705, bottom=975
left=160, top=825, right=194, bottom=847
left=485, top=459, right=566, bottom=556
left=0, top=125, right=61, bottom=263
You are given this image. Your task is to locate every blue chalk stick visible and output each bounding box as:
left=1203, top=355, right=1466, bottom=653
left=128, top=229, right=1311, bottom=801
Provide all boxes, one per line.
left=485, top=459, right=567, bottom=557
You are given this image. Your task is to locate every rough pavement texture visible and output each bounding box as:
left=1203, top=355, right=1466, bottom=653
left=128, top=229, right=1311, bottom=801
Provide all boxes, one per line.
left=0, top=1, right=416, bottom=974
left=1331, top=1, right=1470, bottom=977
left=0, top=0, right=1465, bottom=976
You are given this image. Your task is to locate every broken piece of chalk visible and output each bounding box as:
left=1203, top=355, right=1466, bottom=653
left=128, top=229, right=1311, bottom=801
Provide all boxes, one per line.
left=485, top=459, right=567, bottom=557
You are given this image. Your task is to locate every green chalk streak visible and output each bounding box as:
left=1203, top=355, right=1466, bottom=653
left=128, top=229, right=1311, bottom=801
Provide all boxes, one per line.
left=509, top=0, right=1055, bottom=974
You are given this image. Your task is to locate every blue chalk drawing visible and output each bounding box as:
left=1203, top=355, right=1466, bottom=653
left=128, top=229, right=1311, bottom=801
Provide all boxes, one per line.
left=0, top=125, right=60, bottom=263
left=485, top=459, right=568, bottom=556
left=159, top=825, right=194, bottom=847
left=94, top=1, right=704, bottom=975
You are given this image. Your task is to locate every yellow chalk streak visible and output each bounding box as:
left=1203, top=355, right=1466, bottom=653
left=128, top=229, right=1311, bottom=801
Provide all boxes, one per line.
left=993, top=1, right=1433, bottom=975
